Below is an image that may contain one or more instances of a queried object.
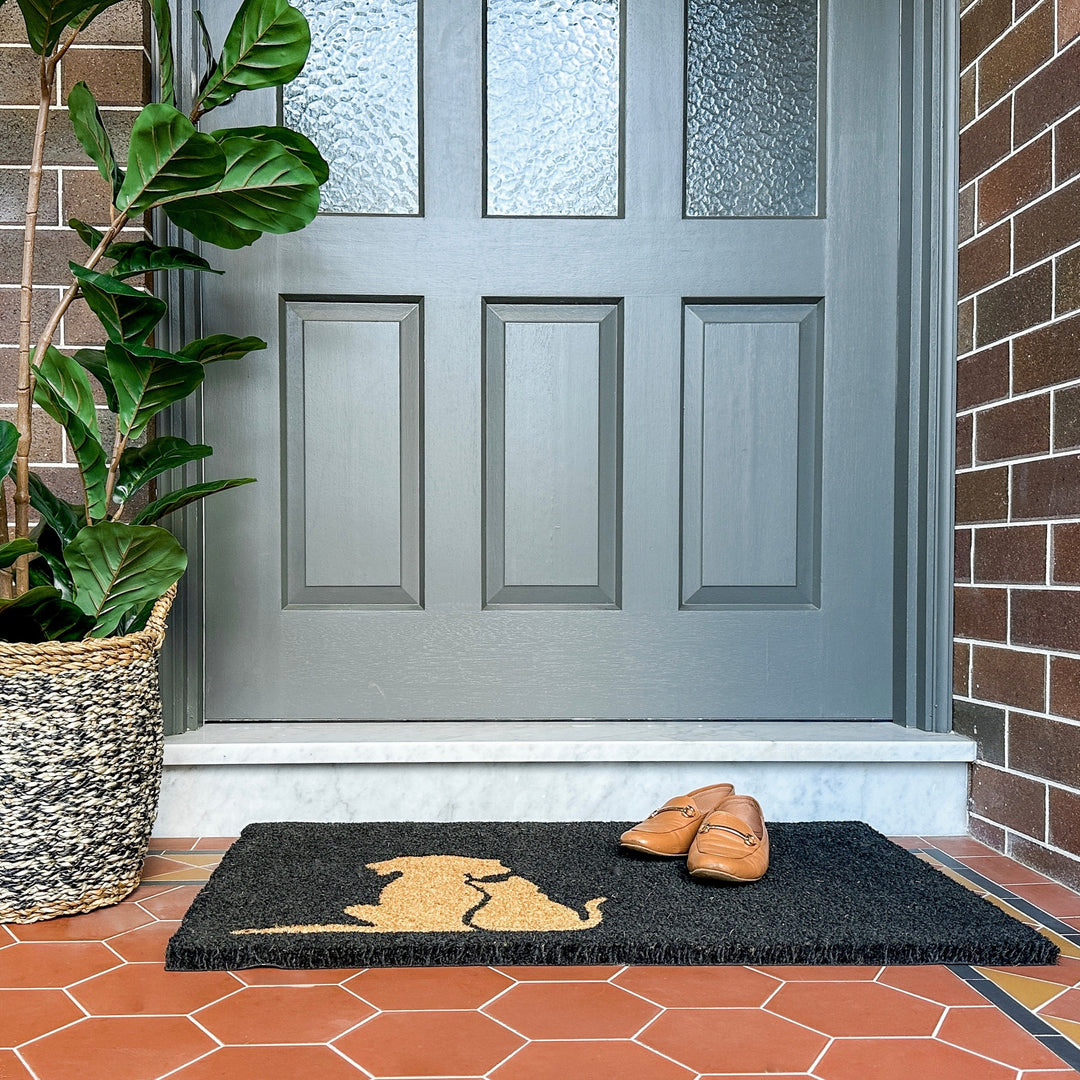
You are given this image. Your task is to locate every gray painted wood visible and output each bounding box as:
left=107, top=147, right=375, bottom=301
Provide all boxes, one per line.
left=682, top=303, right=822, bottom=607
left=282, top=301, right=422, bottom=608
left=485, top=303, right=620, bottom=607
left=187, top=0, right=909, bottom=721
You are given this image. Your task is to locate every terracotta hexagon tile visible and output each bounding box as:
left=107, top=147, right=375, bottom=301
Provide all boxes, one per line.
left=494, top=965, right=623, bottom=981
left=815, top=1037, right=1015, bottom=1080
left=0, top=942, right=120, bottom=988
left=0, top=990, right=84, bottom=1047
left=194, top=985, right=375, bottom=1045
left=878, top=965, right=992, bottom=1006
left=0, top=1050, right=34, bottom=1080
left=483, top=980, right=660, bottom=1040
left=6, top=904, right=153, bottom=942
left=488, top=1039, right=694, bottom=1080
left=754, top=965, right=881, bottom=981
left=192, top=837, right=237, bottom=851
left=767, top=980, right=943, bottom=1037
left=70, top=963, right=243, bottom=1016
left=167, top=1044, right=367, bottom=1079
left=639, top=1007, right=828, bottom=1075
left=233, top=967, right=362, bottom=986
left=140, top=855, right=194, bottom=879
left=613, top=965, right=780, bottom=1007
left=136, top=886, right=203, bottom=922
left=0, top=927, right=17, bottom=946
left=106, top=920, right=180, bottom=963
left=345, top=965, right=513, bottom=1010
left=937, top=1006, right=1070, bottom=1070
left=334, top=1009, right=524, bottom=1077
left=19, top=1016, right=217, bottom=1080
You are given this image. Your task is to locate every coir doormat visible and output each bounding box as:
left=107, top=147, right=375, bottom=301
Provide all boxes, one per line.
left=164, top=820, right=1058, bottom=970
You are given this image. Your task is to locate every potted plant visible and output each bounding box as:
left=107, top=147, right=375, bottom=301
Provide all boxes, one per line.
left=0, top=0, right=328, bottom=922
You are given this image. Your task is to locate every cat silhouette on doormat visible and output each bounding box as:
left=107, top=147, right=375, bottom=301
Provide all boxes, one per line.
left=232, top=855, right=606, bottom=935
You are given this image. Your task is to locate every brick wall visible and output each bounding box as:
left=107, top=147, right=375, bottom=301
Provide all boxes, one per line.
left=0, top=0, right=147, bottom=509
left=956, top=0, right=1080, bottom=889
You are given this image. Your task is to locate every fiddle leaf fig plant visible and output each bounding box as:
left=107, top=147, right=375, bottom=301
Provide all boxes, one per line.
left=3, top=0, right=327, bottom=641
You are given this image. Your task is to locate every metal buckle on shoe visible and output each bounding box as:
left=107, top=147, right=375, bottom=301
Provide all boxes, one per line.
left=701, top=823, right=757, bottom=845
left=649, top=804, right=697, bottom=819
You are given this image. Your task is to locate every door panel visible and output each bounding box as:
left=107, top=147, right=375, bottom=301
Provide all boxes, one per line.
left=197, top=0, right=900, bottom=720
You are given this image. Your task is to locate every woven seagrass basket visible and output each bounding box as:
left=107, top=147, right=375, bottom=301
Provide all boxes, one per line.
left=0, top=587, right=175, bottom=923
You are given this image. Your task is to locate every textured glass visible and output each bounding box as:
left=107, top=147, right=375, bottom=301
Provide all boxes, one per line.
left=486, top=0, right=621, bottom=217
left=685, top=0, right=818, bottom=218
left=283, top=0, right=419, bottom=215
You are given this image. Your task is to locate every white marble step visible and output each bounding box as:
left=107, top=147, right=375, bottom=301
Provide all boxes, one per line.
left=156, top=721, right=973, bottom=836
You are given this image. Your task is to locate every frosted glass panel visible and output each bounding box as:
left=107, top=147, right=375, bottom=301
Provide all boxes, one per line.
left=686, top=0, right=818, bottom=218
left=486, top=0, right=621, bottom=217
left=283, top=0, right=419, bottom=215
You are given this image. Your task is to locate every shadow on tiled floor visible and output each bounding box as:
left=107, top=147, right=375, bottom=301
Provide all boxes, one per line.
left=0, top=835, right=1078, bottom=1079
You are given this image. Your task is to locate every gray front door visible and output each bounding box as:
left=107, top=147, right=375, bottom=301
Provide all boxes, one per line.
left=195, top=0, right=901, bottom=721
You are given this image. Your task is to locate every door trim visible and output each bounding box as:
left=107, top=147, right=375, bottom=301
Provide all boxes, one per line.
left=158, top=0, right=959, bottom=734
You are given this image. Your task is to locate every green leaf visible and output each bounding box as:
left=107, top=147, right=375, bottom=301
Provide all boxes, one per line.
left=65, top=521, right=186, bottom=637
left=104, top=239, right=222, bottom=279
left=32, top=345, right=99, bottom=437
left=26, top=474, right=82, bottom=545
left=0, top=586, right=95, bottom=642
left=197, top=0, right=310, bottom=113
left=105, top=341, right=205, bottom=442
left=0, top=420, right=20, bottom=478
left=113, top=436, right=212, bottom=504
left=15, top=0, right=108, bottom=53
left=0, top=539, right=37, bottom=570
left=31, top=349, right=107, bottom=521
left=69, top=217, right=106, bottom=250
left=67, top=82, right=123, bottom=199
left=69, top=263, right=166, bottom=343
left=178, top=333, right=265, bottom=365
left=115, top=103, right=225, bottom=216
left=72, top=348, right=117, bottom=412
left=29, top=521, right=75, bottom=599
left=212, top=125, right=329, bottom=185
left=116, top=596, right=157, bottom=635
left=133, top=477, right=255, bottom=525
left=164, top=136, right=319, bottom=249
left=193, top=9, right=217, bottom=94
left=148, top=0, right=174, bottom=106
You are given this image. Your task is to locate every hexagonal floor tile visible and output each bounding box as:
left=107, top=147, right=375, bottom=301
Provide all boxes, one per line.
left=70, top=963, right=243, bottom=1016
left=19, top=1016, right=217, bottom=1080
left=1039, top=986, right=1080, bottom=1022
left=484, top=980, right=660, bottom=1039
left=754, top=965, right=881, bottom=981
left=936, top=1006, right=1072, bottom=1070
left=346, top=966, right=513, bottom=1009
left=639, top=1007, right=828, bottom=1075
left=489, top=1039, right=694, bottom=1080
left=335, top=1009, right=524, bottom=1077
left=195, top=985, right=375, bottom=1045
left=232, top=967, right=361, bottom=986
left=815, top=1037, right=1016, bottom=1080
left=6, top=904, right=152, bottom=942
left=0, top=943, right=120, bottom=988
left=877, top=966, right=991, bottom=1006
left=167, top=1045, right=367, bottom=1079
left=0, top=1050, right=33, bottom=1080
left=494, top=965, right=623, bottom=981
left=135, top=886, right=203, bottom=922
left=0, top=990, right=84, bottom=1047
left=106, top=921, right=180, bottom=963
left=613, top=965, right=780, bottom=1007
left=767, top=979, right=943, bottom=1037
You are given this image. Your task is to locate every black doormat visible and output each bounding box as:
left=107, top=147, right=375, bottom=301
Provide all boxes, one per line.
left=164, top=820, right=1058, bottom=970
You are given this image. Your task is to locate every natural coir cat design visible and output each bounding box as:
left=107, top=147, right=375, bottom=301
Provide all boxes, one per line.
left=232, top=855, right=606, bottom=935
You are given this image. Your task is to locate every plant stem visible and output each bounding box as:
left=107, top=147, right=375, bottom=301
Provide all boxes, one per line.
left=0, top=480, right=11, bottom=600
left=103, top=430, right=128, bottom=512
left=14, top=54, right=55, bottom=594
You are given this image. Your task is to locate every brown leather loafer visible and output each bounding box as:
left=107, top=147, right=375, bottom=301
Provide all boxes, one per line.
left=619, top=783, right=735, bottom=857
left=686, top=795, right=769, bottom=883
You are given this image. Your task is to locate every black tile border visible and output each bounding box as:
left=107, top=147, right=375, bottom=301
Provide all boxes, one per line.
left=921, top=846, right=1080, bottom=1075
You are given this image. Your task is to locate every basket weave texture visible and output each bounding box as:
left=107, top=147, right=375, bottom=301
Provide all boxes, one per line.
left=0, top=588, right=174, bottom=923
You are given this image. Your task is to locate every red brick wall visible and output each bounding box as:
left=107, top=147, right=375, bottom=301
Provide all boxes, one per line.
left=956, top=0, right=1080, bottom=888
left=0, top=0, right=147, bottom=509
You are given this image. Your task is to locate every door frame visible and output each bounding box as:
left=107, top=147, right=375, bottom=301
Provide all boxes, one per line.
left=157, top=0, right=959, bottom=734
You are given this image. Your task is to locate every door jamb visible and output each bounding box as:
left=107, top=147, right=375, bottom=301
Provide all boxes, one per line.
left=158, top=0, right=960, bottom=734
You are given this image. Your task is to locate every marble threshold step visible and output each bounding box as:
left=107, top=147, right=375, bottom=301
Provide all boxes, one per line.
left=157, top=721, right=974, bottom=836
